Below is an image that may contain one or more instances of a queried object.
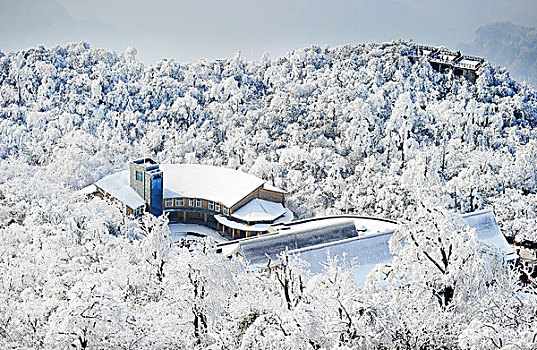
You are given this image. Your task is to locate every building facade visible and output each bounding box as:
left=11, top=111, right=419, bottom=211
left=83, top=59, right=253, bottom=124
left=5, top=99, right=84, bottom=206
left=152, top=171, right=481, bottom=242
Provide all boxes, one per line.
left=92, top=158, right=293, bottom=240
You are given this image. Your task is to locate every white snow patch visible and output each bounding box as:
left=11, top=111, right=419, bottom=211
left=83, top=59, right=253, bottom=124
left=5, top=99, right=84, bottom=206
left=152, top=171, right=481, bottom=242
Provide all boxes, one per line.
left=77, top=184, right=97, bottom=195
left=262, top=183, right=286, bottom=193
left=169, top=223, right=228, bottom=243
left=231, top=198, right=286, bottom=222
left=161, top=164, right=265, bottom=208
left=215, top=208, right=294, bottom=231
left=95, top=171, right=145, bottom=210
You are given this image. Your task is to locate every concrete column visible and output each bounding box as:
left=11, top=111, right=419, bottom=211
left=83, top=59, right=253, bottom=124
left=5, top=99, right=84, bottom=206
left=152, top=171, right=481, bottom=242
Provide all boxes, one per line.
left=232, top=228, right=235, bottom=239
left=204, top=213, right=207, bottom=222
left=183, top=211, right=186, bottom=222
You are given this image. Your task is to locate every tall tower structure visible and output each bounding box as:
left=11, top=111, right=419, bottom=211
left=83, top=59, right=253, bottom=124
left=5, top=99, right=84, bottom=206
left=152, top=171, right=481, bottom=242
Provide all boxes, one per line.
left=129, top=158, right=163, bottom=216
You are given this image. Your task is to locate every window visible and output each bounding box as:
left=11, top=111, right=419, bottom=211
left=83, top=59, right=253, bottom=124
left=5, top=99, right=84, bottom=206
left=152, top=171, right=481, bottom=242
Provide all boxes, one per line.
left=223, top=206, right=229, bottom=216
left=215, top=203, right=221, bottom=212
left=196, top=199, right=202, bottom=208
left=175, top=198, right=184, bottom=206
left=136, top=171, right=143, bottom=181
left=164, top=199, right=174, bottom=208
left=208, top=201, right=214, bottom=210
left=188, top=198, right=195, bottom=207
left=135, top=206, right=144, bottom=217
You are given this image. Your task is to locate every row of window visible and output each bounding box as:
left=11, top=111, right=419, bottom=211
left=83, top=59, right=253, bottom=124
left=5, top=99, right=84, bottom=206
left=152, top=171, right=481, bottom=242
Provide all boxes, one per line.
left=134, top=206, right=144, bottom=217
left=163, top=198, right=229, bottom=215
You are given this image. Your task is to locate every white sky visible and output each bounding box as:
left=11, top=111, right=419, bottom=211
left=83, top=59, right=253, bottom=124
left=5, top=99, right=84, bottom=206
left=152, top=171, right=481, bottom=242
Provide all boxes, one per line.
left=1, top=0, right=536, bottom=64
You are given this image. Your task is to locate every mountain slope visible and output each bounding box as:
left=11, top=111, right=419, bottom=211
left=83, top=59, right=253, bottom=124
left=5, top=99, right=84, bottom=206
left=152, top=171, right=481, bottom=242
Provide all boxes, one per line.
left=1, top=41, right=537, bottom=349
left=1, top=41, right=536, bottom=243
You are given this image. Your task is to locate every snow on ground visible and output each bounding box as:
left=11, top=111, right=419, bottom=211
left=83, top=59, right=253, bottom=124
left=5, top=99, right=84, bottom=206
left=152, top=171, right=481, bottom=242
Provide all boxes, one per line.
left=168, top=223, right=229, bottom=243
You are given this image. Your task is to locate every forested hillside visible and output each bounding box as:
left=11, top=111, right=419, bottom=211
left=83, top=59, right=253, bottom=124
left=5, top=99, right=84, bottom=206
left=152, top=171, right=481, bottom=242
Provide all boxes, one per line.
left=1, top=41, right=536, bottom=243
left=0, top=41, right=536, bottom=349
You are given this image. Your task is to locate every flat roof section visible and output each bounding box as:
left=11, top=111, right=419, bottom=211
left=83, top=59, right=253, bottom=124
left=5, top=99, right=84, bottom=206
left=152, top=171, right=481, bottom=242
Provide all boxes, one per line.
left=262, top=183, right=286, bottom=193
left=270, top=216, right=398, bottom=236
left=132, top=158, right=157, bottom=165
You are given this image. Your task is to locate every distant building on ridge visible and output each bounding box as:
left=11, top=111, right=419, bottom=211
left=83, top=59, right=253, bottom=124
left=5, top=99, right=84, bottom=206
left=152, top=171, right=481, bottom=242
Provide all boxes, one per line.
left=408, top=45, right=485, bottom=82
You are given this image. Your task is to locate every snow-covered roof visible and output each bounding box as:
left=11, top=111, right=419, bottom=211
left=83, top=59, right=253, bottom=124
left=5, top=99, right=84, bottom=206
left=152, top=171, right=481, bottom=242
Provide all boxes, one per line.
left=169, top=223, right=228, bottom=243
left=161, top=164, right=265, bottom=208
left=231, top=198, right=286, bottom=222
left=262, top=183, right=286, bottom=193
left=95, top=171, right=145, bottom=210
left=77, top=184, right=97, bottom=195
left=270, top=216, right=398, bottom=236
left=241, top=221, right=358, bottom=266
left=461, top=210, right=517, bottom=260
left=287, top=211, right=517, bottom=286
left=238, top=216, right=397, bottom=266
left=222, top=211, right=515, bottom=285
left=214, top=208, right=294, bottom=232
left=290, top=232, right=393, bottom=287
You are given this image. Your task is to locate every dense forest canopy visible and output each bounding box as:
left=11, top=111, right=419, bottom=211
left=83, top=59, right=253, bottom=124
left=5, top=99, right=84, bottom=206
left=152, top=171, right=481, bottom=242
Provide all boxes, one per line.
left=0, top=41, right=536, bottom=349
left=1, top=40, right=536, bottom=242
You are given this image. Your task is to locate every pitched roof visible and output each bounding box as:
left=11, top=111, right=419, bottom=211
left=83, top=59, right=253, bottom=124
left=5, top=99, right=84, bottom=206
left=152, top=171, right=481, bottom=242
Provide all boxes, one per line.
left=95, top=171, right=145, bottom=209
left=161, top=164, right=265, bottom=208
left=231, top=198, right=286, bottom=222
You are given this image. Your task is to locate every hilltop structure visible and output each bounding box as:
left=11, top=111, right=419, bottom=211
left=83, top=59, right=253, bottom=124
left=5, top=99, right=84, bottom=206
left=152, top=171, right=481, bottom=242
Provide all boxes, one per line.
left=90, top=158, right=293, bottom=239
left=408, top=45, right=485, bottom=82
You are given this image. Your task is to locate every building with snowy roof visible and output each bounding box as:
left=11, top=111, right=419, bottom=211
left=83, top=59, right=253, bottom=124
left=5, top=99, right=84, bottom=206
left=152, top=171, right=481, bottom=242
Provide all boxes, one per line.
left=217, top=215, right=399, bottom=285
left=92, top=158, right=293, bottom=239
left=217, top=210, right=516, bottom=286
left=408, top=45, right=485, bottom=82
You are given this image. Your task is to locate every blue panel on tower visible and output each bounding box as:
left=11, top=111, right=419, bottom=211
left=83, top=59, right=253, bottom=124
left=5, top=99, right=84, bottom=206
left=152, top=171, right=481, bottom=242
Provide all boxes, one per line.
left=150, top=173, right=163, bottom=216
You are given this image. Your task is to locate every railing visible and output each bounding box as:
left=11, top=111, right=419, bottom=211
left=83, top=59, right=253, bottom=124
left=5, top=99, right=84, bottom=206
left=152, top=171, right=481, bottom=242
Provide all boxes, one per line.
left=408, top=45, right=484, bottom=72
left=453, top=61, right=483, bottom=70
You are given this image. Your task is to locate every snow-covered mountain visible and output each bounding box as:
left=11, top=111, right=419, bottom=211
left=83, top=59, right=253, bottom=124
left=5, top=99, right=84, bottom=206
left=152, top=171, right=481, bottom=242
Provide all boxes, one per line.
left=0, top=41, right=536, bottom=349
left=1, top=41, right=536, bottom=242
left=460, top=21, right=537, bottom=87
